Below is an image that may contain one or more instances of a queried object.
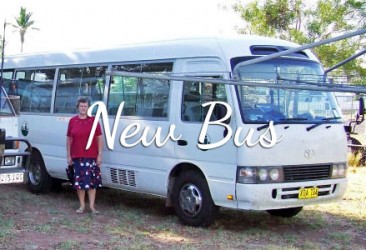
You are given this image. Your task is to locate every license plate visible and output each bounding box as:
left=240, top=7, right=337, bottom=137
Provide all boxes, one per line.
left=298, top=187, right=318, bottom=199
left=0, top=173, right=24, bottom=184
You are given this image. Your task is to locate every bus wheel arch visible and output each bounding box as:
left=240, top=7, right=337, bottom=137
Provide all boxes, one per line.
left=169, top=163, right=219, bottom=227
left=27, top=148, right=53, bottom=194
left=166, top=163, right=204, bottom=206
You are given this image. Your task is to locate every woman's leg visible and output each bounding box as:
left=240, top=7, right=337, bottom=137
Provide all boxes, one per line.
left=88, top=188, right=97, bottom=212
left=77, top=189, right=86, bottom=211
left=88, top=159, right=101, bottom=213
left=73, top=159, right=86, bottom=212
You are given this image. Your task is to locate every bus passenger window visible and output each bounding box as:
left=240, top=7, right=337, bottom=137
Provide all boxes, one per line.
left=107, top=76, right=169, bottom=118
left=54, top=66, right=106, bottom=113
left=182, top=81, right=228, bottom=122
left=108, top=62, right=172, bottom=118
left=17, top=69, right=55, bottom=113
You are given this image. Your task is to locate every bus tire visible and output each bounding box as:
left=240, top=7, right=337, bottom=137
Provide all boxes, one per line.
left=172, top=170, right=218, bottom=227
left=266, top=207, right=303, bottom=218
left=349, top=138, right=365, bottom=166
left=28, top=151, right=53, bottom=194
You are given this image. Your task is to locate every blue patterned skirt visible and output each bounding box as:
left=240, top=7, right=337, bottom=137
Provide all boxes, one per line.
left=72, top=158, right=102, bottom=190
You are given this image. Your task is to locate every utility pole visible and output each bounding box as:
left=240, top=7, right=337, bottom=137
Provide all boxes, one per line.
left=0, top=19, right=6, bottom=86
left=0, top=19, right=5, bottom=111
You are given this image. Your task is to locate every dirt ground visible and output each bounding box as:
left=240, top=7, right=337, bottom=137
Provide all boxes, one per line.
left=0, top=168, right=366, bottom=249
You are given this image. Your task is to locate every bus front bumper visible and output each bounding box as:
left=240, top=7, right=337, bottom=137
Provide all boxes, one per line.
left=236, top=178, right=347, bottom=210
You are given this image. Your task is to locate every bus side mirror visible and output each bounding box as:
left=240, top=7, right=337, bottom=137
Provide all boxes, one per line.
left=356, top=97, right=365, bottom=124
left=344, top=125, right=352, bottom=134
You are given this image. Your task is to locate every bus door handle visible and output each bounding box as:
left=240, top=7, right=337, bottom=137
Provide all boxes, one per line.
left=177, top=140, right=188, bottom=146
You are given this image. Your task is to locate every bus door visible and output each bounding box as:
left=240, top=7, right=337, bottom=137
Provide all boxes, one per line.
left=173, top=79, right=237, bottom=206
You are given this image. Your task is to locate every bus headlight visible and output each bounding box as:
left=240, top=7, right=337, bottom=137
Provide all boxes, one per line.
left=258, top=169, right=268, bottom=181
left=269, top=168, right=280, bottom=181
left=4, top=156, right=16, bottom=166
left=237, top=167, right=283, bottom=184
left=237, top=167, right=257, bottom=184
left=331, top=163, right=347, bottom=178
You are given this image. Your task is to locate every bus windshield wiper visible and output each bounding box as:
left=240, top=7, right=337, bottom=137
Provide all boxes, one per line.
left=306, top=117, right=342, bottom=131
left=321, top=117, right=342, bottom=121
left=257, top=122, right=276, bottom=131
left=279, top=117, right=308, bottom=121
left=257, top=118, right=308, bottom=131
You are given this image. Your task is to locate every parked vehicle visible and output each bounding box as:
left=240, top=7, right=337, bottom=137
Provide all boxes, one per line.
left=0, top=85, right=32, bottom=184
left=1, top=36, right=353, bottom=226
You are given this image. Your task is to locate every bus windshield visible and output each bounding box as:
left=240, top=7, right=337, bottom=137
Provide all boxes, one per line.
left=0, top=86, right=15, bottom=116
left=233, top=58, right=342, bottom=124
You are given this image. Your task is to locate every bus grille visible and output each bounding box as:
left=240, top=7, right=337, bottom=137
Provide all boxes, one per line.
left=109, top=168, right=138, bottom=187
left=274, top=184, right=335, bottom=200
left=283, top=165, right=331, bottom=182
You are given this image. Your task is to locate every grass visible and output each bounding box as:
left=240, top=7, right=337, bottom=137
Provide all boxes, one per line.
left=0, top=168, right=365, bottom=249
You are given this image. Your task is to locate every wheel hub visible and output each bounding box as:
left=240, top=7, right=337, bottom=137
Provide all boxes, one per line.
left=29, top=162, right=41, bottom=185
left=179, top=184, right=202, bottom=217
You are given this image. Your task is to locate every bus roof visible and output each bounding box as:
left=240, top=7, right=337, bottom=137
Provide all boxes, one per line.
left=3, top=35, right=318, bottom=69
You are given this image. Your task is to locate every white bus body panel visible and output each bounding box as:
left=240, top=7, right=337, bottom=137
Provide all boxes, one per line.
left=237, top=124, right=347, bottom=166
left=100, top=117, right=177, bottom=196
left=19, top=114, right=178, bottom=196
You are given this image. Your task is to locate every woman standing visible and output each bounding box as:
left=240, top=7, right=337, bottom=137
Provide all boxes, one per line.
left=66, top=97, right=103, bottom=214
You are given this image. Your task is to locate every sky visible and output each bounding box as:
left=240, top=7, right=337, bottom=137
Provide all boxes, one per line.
left=0, top=0, right=245, bottom=55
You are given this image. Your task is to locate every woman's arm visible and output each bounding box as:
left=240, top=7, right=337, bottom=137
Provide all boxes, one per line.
left=96, top=135, right=103, bottom=166
left=66, top=136, right=73, bottom=165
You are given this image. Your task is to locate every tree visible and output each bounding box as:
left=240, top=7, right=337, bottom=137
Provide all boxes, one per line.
left=234, top=0, right=304, bottom=40
left=10, top=7, right=39, bottom=53
left=234, top=0, right=366, bottom=80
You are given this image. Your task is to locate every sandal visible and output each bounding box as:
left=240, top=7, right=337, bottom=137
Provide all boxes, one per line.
left=76, top=207, right=85, bottom=214
left=91, top=209, right=99, bottom=214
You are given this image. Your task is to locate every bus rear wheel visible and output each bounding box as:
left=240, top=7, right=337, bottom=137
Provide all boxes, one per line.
left=266, top=207, right=303, bottom=217
left=28, top=151, right=53, bottom=194
left=172, top=170, right=218, bottom=227
left=349, top=137, right=365, bottom=166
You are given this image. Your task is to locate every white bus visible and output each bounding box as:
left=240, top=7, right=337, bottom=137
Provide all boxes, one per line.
left=2, top=36, right=348, bottom=226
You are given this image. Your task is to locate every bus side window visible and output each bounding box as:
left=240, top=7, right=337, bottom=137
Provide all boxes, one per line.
left=182, top=90, right=202, bottom=121
left=18, top=69, right=55, bottom=113
left=108, top=76, right=138, bottom=116
left=135, top=78, right=169, bottom=118
left=1, top=70, right=15, bottom=95
left=107, top=76, right=169, bottom=118
left=182, top=81, right=228, bottom=123
left=108, top=62, right=172, bottom=118
left=21, top=83, right=52, bottom=112
left=54, top=66, right=106, bottom=114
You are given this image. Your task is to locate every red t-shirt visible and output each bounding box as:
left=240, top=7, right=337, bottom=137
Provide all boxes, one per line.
left=67, top=116, right=102, bottom=159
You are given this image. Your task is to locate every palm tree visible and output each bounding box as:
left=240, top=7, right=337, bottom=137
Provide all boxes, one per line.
left=11, top=7, right=39, bottom=53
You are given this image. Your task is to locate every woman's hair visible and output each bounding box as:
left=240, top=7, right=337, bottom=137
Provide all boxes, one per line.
left=76, top=97, right=90, bottom=108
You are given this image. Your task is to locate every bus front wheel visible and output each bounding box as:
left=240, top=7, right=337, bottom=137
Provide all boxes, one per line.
left=172, top=170, right=218, bottom=227
left=28, top=151, right=53, bottom=194
left=266, top=207, right=303, bottom=217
